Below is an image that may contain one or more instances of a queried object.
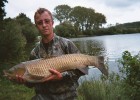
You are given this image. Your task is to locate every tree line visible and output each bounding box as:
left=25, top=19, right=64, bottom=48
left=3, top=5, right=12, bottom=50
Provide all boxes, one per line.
left=53, top=5, right=106, bottom=37
left=53, top=5, right=140, bottom=37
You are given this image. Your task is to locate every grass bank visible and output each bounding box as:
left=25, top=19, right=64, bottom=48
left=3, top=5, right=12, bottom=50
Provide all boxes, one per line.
left=0, top=79, right=34, bottom=100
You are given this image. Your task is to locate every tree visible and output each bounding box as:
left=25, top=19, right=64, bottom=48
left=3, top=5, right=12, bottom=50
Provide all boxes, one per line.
left=55, top=21, right=76, bottom=37
left=119, top=51, right=140, bottom=99
left=84, top=7, right=95, bottom=30
left=53, top=5, right=106, bottom=36
left=0, top=19, right=26, bottom=61
left=69, top=6, right=86, bottom=35
left=93, top=12, right=106, bottom=29
left=0, top=0, right=8, bottom=29
left=69, top=6, right=106, bottom=35
left=16, top=13, right=39, bottom=43
left=0, top=0, right=8, bottom=21
left=53, top=5, right=72, bottom=23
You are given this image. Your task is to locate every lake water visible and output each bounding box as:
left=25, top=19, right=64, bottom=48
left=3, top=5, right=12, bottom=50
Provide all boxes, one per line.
left=71, top=33, right=140, bottom=79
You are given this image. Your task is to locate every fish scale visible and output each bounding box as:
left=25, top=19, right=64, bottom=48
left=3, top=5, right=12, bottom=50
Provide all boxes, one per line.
left=4, top=54, right=108, bottom=83
left=27, top=54, right=97, bottom=77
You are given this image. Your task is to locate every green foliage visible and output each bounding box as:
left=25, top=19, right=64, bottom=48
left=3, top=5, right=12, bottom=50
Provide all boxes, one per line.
left=53, top=5, right=140, bottom=37
left=0, top=79, right=34, bottom=100
left=55, top=21, right=77, bottom=37
left=0, top=0, right=8, bottom=29
left=77, top=51, right=140, bottom=100
left=118, top=51, right=140, bottom=99
left=0, top=0, right=8, bottom=21
left=69, top=6, right=89, bottom=32
left=16, top=13, right=39, bottom=43
left=0, top=19, right=26, bottom=62
left=77, top=74, right=129, bottom=100
left=53, top=5, right=72, bottom=23
left=119, top=51, right=140, bottom=86
left=21, top=24, right=38, bottom=43
left=69, top=6, right=106, bottom=32
left=117, top=21, right=140, bottom=28
left=53, top=5, right=106, bottom=37
left=105, top=22, right=140, bottom=35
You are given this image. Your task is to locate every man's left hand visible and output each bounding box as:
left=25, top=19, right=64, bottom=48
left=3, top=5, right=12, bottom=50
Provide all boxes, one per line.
left=43, top=68, right=62, bottom=82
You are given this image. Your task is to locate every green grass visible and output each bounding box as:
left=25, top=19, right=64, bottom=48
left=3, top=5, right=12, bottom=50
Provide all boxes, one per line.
left=0, top=78, right=34, bottom=100
left=0, top=73, right=139, bottom=100
left=77, top=80, right=128, bottom=100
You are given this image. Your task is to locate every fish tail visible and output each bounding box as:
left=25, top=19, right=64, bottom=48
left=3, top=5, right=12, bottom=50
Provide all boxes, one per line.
left=97, top=56, right=108, bottom=76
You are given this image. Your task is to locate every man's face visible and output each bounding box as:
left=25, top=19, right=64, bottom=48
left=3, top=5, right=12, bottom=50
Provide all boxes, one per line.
left=35, top=11, right=54, bottom=36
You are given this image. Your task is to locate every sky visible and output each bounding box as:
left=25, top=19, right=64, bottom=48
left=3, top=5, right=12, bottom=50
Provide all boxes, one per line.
left=4, top=0, right=140, bottom=26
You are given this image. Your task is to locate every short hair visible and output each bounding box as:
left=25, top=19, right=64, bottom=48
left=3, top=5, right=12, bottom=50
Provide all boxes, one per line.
left=34, top=8, right=53, bottom=24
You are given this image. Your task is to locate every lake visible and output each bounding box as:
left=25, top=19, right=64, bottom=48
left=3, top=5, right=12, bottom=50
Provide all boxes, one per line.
left=71, top=33, right=140, bottom=79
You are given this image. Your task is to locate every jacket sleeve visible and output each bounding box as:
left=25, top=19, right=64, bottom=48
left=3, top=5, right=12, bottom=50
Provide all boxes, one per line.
left=66, top=40, right=81, bottom=54
left=61, top=69, right=85, bottom=81
left=29, top=48, right=38, bottom=60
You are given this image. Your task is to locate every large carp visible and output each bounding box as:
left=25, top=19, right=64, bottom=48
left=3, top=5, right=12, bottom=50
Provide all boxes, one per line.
left=4, top=54, right=108, bottom=83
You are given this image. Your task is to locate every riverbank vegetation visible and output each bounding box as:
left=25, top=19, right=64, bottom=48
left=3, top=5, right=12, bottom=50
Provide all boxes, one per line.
left=77, top=51, right=140, bottom=100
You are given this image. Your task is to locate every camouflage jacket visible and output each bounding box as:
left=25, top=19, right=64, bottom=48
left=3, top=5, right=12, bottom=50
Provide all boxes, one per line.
left=28, top=34, right=85, bottom=100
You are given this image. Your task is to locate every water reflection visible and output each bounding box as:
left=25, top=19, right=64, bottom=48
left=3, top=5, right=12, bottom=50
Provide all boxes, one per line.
left=71, top=33, right=140, bottom=62
left=73, top=39, right=105, bottom=56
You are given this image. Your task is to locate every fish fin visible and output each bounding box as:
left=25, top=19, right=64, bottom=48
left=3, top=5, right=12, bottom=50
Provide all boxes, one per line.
left=70, top=62, right=89, bottom=74
left=23, top=74, right=45, bottom=83
left=43, top=55, right=58, bottom=59
left=97, top=56, right=108, bottom=76
left=78, top=67, right=89, bottom=74
left=39, top=75, right=52, bottom=82
left=88, top=66, right=96, bottom=69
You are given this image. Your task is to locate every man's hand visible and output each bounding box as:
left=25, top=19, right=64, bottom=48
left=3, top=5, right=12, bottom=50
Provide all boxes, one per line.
left=9, top=75, right=26, bottom=84
left=43, top=68, right=62, bottom=82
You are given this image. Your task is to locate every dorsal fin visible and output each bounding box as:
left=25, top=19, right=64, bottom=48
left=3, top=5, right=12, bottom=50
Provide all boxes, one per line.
left=43, top=55, right=58, bottom=59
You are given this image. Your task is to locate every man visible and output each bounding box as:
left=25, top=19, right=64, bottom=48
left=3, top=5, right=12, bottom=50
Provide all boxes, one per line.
left=13, top=8, right=86, bottom=100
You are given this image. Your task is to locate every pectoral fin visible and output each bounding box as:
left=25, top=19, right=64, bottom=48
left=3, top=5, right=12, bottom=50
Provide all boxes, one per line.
left=78, top=67, right=89, bottom=74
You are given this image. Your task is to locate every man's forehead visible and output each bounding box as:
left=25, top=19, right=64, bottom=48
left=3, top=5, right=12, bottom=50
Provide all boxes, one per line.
left=35, top=11, right=51, bottom=20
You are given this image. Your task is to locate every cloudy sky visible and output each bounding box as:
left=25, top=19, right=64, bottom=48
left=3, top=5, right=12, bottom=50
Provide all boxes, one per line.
left=5, top=0, right=140, bottom=26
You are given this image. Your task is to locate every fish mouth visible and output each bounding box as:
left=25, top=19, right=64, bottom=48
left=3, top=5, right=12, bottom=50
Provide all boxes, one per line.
left=3, top=70, right=13, bottom=77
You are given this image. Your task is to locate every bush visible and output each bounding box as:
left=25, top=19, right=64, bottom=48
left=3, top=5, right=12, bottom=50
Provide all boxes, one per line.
left=0, top=19, right=26, bottom=62
left=119, top=51, right=140, bottom=99
left=77, top=74, right=129, bottom=100
left=21, top=24, right=38, bottom=43
left=77, top=51, right=140, bottom=100
left=16, top=13, right=39, bottom=43
left=55, top=21, right=77, bottom=37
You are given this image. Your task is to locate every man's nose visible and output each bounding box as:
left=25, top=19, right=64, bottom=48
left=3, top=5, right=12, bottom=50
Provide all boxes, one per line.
left=42, top=21, right=47, bottom=27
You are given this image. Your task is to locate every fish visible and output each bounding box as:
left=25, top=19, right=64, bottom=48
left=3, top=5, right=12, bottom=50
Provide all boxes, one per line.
left=3, top=54, right=108, bottom=83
